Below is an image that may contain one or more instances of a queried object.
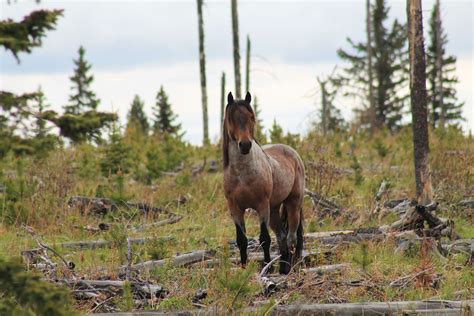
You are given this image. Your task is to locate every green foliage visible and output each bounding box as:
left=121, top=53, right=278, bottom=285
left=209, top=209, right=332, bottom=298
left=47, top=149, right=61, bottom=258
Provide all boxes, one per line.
left=157, top=297, right=189, bottom=311
left=350, top=155, right=364, bottom=186
left=100, top=124, right=132, bottom=176
left=152, top=86, right=182, bottom=137
left=42, top=110, right=117, bottom=144
left=215, top=248, right=258, bottom=310
left=352, top=242, right=373, bottom=272
left=126, top=95, right=150, bottom=135
left=372, top=137, right=389, bottom=158
left=337, top=0, right=408, bottom=131
left=0, top=257, right=79, bottom=316
left=146, top=133, right=188, bottom=179
left=252, top=96, right=266, bottom=143
left=64, top=46, right=100, bottom=115
left=268, top=119, right=284, bottom=144
left=117, top=281, right=134, bottom=312
left=427, top=0, right=464, bottom=128
left=0, top=9, right=63, bottom=62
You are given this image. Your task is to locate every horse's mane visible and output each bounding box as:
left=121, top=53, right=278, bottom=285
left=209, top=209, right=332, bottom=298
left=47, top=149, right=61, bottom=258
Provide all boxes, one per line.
left=222, top=100, right=255, bottom=168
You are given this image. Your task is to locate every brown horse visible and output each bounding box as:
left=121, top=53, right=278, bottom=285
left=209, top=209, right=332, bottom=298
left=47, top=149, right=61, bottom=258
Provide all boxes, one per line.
left=223, top=92, right=305, bottom=274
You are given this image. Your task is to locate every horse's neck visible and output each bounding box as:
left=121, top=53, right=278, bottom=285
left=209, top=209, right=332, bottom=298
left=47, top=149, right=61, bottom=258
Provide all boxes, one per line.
left=227, top=140, right=268, bottom=173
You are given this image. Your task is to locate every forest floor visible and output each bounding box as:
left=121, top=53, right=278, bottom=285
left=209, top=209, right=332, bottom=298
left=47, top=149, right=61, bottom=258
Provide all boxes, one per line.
left=0, top=127, right=473, bottom=314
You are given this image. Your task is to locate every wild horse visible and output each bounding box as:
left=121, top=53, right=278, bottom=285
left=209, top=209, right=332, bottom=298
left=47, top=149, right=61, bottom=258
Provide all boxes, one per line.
left=223, top=92, right=305, bottom=274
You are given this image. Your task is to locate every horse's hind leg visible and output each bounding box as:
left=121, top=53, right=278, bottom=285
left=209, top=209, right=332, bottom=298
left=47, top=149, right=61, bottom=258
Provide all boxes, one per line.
left=270, top=204, right=290, bottom=274
left=283, top=195, right=303, bottom=267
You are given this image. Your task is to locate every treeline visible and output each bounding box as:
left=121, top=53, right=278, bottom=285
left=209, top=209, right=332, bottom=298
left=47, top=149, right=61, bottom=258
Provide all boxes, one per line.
left=316, top=0, right=464, bottom=134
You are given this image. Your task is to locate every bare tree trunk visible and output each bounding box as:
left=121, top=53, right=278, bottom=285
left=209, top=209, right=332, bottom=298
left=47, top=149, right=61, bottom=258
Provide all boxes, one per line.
left=245, top=35, right=250, bottom=94
left=231, top=0, right=242, bottom=99
left=366, top=0, right=376, bottom=132
left=317, top=78, right=328, bottom=136
left=220, top=72, right=226, bottom=138
left=435, top=0, right=445, bottom=129
left=407, top=0, right=433, bottom=206
left=197, top=0, right=209, bottom=145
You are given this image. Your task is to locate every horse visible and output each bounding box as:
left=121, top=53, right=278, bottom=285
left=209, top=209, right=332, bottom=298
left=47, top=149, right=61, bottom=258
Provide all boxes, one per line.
left=222, top=91, right=305, bottom=274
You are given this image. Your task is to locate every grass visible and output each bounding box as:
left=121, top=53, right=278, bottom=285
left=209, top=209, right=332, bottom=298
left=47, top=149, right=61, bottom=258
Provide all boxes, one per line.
left=0, top=127, right=472, bottom=313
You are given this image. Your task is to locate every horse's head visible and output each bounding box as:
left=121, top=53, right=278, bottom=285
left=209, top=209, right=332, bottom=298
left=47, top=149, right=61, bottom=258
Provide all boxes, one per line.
left=223, top=92, right=255, bottom=160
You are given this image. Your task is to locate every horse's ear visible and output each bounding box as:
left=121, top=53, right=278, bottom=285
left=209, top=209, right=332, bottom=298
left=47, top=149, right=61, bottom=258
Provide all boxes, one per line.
left=227, top=92, right=234, bottom=104
left=245, top=92, right=251, bottom=104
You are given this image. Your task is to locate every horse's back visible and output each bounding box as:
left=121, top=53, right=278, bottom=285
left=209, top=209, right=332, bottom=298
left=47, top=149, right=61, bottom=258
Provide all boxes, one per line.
left=262, top=143, right=305, bottom=205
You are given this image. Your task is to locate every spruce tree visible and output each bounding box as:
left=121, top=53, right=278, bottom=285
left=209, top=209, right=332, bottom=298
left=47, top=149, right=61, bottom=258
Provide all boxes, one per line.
left=337, top=0, right=408, bottom=132
left=126, top=95, right=149, bottom=135
left=152, top=86, right=182, bottom=137
left=268, top=119, right=284, bottom=144
left=31, top=87, right=58, bottom=156
left=101, top=124, right=132, bottom=176
left=64, top=46, right=100, bottom=115
left=253, top=96, right=266, bottom=143
left=317, top=76, right=344, bottom=135
left=427, top=0, right=464, bottom=128
left=0, top=8, right=62, bottom=157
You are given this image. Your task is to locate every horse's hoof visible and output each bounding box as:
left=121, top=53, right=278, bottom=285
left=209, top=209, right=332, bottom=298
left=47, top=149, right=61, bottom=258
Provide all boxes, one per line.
left=279, top=262, right=291, bottom=275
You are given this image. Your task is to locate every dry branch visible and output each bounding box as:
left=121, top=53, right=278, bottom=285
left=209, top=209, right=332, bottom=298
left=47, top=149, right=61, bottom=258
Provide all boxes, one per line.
left=68, top=196, right=167, bottom=215
left=305, top=189, right=342, bottom=218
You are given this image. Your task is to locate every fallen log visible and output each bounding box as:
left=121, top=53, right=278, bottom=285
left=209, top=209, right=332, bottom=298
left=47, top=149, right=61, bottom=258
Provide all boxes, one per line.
left=55, top=236, right=174, bottom=250
left=302, top=263, right=349, bottom=274
left=92, top=300, right=474, bottom=316
left=60, top=279, right=165, bottom=299
left=125, top=250, right=216, bottom=272
left=68, top=196, right=167, bottom=215
left=132, top=215, right=183, bottom=232
left=305, top=189, right=342, bottom=218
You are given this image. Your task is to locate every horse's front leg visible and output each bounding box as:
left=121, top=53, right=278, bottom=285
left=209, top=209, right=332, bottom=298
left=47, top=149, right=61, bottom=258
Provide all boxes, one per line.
left=256, top=200, right=272, bottom=267
left=230, top=204, right=248, bottom=266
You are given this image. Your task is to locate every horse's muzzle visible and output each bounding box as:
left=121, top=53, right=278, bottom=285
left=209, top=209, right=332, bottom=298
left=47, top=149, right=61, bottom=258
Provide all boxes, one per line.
left=239, top=140, right=252, bottom=155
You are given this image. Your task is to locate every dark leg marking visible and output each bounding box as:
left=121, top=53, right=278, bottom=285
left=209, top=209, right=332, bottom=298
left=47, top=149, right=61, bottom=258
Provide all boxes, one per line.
left=235, top=223, right=248, bottom=266
left=259, top=221, right=272, bottom=266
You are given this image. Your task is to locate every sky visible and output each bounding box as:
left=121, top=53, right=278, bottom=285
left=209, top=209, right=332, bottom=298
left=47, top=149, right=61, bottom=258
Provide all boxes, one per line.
left=1, top=0, right=473, bottom=144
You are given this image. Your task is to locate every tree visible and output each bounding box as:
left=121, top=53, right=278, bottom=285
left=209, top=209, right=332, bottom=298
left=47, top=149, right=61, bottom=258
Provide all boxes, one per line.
left=126, top=95, right=149, bottom=135
left=366, top=0, right=376, bottom=132
left=196, top=0, right=209, bottom=145
left=31, top=87, right=59, bottom=156
left=152, top=86, right=182, bottom=137
left=0, top=8, right=62, bottom=157
left=245, top=35, right=251, bottom=94
left=337, top=0, right=408, bottom=132
left=231, top=0, right=242, bottom=99
left=101, top=124, right=132, bottom=176
left=268, top=119, right=284, bottom=144
left=0, top=9, right=63, bottom=62
left=316, top=74, right=344, bottom=135
left=64, top=46, right=100, bottom=115
left=427, top=0, right=464, bottom=128
left=253, top=96, right=266, bottom=143
left=407, top=0, right=433, bottom=205
left=220, top=72, right=226, bottom=138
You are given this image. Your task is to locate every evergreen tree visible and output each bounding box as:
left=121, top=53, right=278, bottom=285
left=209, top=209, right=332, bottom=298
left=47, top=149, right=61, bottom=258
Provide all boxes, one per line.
left=317, top=76, right=345, bottom=135
left=31, top=87, right=58, bottom=156
left=101, top=124, right=132, bottom=176
left=126, top=95, right=149, bottom=135
left=427, top=0, right=464, bottom=128
left=152, top=86, right=182, bottom=137
left=0, top=8, right=62, bottom=157
left=268, top=119, right=284, bottom=144
left=253, top=96, right=266, bottom=143
left=64, top=46, right=100, bottom=115
left=337, top=0, right=408, bottom=132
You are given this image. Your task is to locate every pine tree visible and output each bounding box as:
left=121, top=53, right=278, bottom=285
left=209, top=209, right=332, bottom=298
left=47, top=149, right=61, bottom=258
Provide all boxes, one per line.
left=64, top=46, right=100, bottom=115
left=31, top=87, right=58, bottom=156
left=268, top=119, right=284, bottom=144
left=101, top=124, right=132, bottom=176
left=317, top=76, right=344, bottom=135
left=253, top=96, right=266, bottom=143
left=337, top=0, right=408, bottom=132
left=152, top=86, right=182, bottom=137
left=427, top=0, right=464, bottom=128
left=126, top=95, right=149, bottom=135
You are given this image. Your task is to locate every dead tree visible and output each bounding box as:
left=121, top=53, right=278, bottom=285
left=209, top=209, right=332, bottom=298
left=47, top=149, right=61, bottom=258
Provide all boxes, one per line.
left=196, top=0, right=209, bottom=145
left=366, top=0, right=376, bottom=132
left=245, top=34, right=250, bottom=94
left=220, top=72, right=226, bottom=137
left=407, top=0, right=433, bottom=206
left=231, top=0, right=242, bottom=98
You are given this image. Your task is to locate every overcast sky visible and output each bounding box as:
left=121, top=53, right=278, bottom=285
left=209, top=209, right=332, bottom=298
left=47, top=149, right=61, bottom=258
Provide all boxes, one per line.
left=1, top=0, right=472, bottom=144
